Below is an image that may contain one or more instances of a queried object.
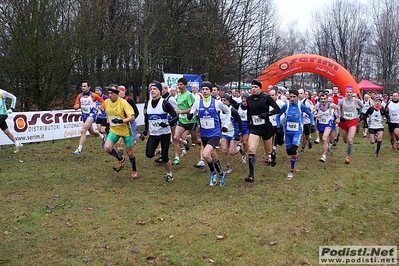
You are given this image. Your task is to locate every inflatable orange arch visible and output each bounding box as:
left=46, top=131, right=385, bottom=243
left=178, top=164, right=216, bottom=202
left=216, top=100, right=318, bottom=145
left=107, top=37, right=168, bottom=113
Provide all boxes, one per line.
left=258, top=54, right=360, bottom=96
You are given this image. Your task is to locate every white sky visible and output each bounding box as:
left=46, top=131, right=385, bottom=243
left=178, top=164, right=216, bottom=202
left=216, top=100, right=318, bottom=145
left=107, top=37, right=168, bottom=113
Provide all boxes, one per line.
left=276, top=0, right=367, bottom=31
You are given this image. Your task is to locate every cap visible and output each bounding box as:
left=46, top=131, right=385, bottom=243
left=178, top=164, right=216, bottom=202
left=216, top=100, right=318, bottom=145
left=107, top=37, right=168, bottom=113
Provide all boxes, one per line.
left=202, top=81, right=213, bottom=90
left=95, top=86, right=102, bottom=92
left=251, top=79, right=262, bottom=88
left=118, top=86, right=127, bottom=92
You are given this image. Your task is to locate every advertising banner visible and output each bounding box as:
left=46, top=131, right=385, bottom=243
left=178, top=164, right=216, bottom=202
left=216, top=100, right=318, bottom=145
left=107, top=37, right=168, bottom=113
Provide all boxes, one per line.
left=163, top=73, right=202, bottom=92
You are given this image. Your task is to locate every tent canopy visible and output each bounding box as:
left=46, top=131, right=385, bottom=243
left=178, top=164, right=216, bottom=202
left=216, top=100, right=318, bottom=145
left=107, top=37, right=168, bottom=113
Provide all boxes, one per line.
left=357, top=80, right=384, bottom=91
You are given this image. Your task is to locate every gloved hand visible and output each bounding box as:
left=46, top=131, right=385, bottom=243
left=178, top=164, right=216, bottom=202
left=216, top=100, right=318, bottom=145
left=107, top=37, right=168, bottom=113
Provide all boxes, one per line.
left=187, top=113, right=193, bottom=121
left=276, top=127, right=283, bottom=135
left=310, top=124, right=316, bottom=133
left=159, top=122, right=168, bottom=128
left=234, top=133, right=242, bottom=141
left=105, top=123, right=110, bottom=134
left=142, top=129, right=148, bottom=136
left=111, top=118, right=124, bottom=124
left=340, top=117, right=346, bottom=123
left=221, top=127, right=228, bottom=133
left=259, top=112, right=269, bottom=119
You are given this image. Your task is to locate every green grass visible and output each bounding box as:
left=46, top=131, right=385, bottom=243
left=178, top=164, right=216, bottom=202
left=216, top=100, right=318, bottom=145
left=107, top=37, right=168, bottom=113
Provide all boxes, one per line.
left=0, top=129, right=398, bottom=265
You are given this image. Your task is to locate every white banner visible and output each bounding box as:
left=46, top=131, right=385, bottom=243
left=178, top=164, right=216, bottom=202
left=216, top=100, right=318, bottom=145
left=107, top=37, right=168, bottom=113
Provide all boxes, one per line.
left=0, top=104, right=145, bottom=145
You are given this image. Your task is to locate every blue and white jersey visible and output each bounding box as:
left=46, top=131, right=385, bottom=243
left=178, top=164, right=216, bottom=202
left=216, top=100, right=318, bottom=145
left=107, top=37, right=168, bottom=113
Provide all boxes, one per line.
left=276, top=101, right=314, bottom=133
left=147, top=98, right=170, bottom=136
left=198, top=98, right=221, bottom=138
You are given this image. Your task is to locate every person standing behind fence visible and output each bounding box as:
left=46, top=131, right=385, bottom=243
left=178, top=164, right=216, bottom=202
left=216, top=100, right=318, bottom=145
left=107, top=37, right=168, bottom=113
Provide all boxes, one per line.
left=0, top=89, right=23, bottom=153
left=73, top=81, right=105, bottom=155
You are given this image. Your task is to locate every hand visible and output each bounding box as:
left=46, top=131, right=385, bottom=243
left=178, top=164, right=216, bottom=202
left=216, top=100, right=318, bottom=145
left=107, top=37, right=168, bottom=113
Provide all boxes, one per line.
left=259, top=112, right=269, bottom=119
left=105, top=123, right=110, bottom=134
left=7, top=108, right=12, bottom=115
left=187, top=113, right=193, bottom=121
left=310, top=124, right=316, bottom=133
left=276, top=127, right=283, bottom=135
left=340, top=117, right=346, bottom=123
left=234, top=133, right=242, bottom=141
left=111, top=118, right=124, bottom=124
left=221, top=127, right=228, bottom=132
left=159, top=122, right=168, bottom=128
left=142, top=129, right=148, bottom=136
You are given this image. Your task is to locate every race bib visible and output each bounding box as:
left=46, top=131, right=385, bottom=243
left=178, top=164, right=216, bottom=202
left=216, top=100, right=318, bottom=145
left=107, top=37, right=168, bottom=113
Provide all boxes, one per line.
left=343, top=112, right=354, bottom=119
left=287, top=121, right=299, bottom=131
left=81, top=106, right=90, bottom=114
left=108, top=116, right=122, bottom=127
left=200, top=117, right=215, bottom=129
left=391, top=112, right=399, bottom=117
left=319, top=117, right=329, bottom=124
left=179, top=113, right=187, bottom=119
left=252, top=115, right=265, bottom=126
left=240, top=113, right=247, bottom=121
left=149, top=119, right=162, bottom=131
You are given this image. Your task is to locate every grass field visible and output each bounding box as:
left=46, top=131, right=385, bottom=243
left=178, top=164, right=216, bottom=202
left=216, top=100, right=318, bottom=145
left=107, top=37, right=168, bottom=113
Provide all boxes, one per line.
left=0, top=129, right=398, bottom=265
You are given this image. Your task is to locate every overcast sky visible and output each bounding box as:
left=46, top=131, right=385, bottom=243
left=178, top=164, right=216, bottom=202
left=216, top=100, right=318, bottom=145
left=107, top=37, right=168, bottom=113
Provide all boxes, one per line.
left=276, top=0, right=368, bottom=31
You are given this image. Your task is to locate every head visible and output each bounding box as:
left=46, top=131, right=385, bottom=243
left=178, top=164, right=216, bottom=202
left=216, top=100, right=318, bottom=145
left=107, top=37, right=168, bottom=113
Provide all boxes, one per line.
left=241, top=93, right=249, bottom=106
left=107, top=84, right=120, bottom=102
left=288, top=89, right=299, bottom=103
left=268, top=88, right=278, bottom=101
left=170, top=86, right=177, bottom=97
left=328, top=97, right=334, bottom=104
left=201, top=81, right=213, bottom=98
left=251, top=79, right=262, bottom=95
left=191, top=84, right=199, bottom=94
left=161, top=82, right=169, bottom=96
left=94, top=86, right=103, bottom=96
left=332, top=86, right=339, bottom=95
left=118, top=85, right=127, bottom=98
left=81, top=81, right=90, bottom=93
left=211, top=86, right=219, bottom=97
left=392, top=91, right=399, bottom=101
left=364, top=94, right=370, bottom=101
left=150, top=82, right=163, bottom=99
left=298, top=88, right=305, bottom=100
left=374, top=96, right=383, bottom=106
left=221, top=93, right=231, bottom=106
left=345, top=85, right=354, bottom=99
left=319, top=93, right=328, bottom=105
left=177, top=77, right=188, bottom=92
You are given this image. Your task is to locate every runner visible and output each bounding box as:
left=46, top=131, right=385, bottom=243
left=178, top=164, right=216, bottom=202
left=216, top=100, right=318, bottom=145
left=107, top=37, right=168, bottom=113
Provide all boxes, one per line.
left=385, top=91, right=399, bottom=151
left=338, top=85, right=364, bottom=164
left=276, top=89, right=314, bottom=180
left=73, top=81, right=105, bottom=155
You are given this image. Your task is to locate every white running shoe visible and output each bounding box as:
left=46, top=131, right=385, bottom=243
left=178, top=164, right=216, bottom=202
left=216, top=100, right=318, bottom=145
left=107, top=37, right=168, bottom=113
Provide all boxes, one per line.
left=241, top=156, right=247, bottom=163
left=14, top=143, right=23, bottom=154
left=319, top=155, right=326, bottom=162
left=286, top=171, right=294, bottom=181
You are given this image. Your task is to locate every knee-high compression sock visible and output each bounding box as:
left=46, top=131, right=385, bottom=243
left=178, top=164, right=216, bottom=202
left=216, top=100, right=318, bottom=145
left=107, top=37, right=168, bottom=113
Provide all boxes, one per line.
left=347, top=144, right=353, bottom=157
left=248, top=154, right=255, bottom=176
left=376, top=141, right=382, bottom=154
left=214, top=160, right=222, bottom=173
left=290, top=155, right=297, bottom=171
left=207, top=160, right=215, bottom=172
left=110, top=149, right=122, bottom=160
left=130, top=156, right=137, bottom=171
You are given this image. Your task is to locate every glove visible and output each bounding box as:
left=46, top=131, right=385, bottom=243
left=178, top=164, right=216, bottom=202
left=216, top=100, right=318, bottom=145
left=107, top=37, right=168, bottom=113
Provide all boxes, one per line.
left=7, top=108, right=13, bottom=115
left=276, top=127, right=283, bottom=135
left=111, top=118, right=124, bottom=124
left=310, top=124, right=316, bottom=133
left=221, top=127, right=228, bottom=132
left=159, top=122, right=168, bottom=128
left=259, top=112, right=269, bottom=119
left=187, top=113, right=193, bottom=121
left=234, top=133, right=242, bottom=141
left=142, top=129, right=148, bottom=136
left=105, top=123, right=110, bottom=134
left=340, top=117, right=346, bottom=123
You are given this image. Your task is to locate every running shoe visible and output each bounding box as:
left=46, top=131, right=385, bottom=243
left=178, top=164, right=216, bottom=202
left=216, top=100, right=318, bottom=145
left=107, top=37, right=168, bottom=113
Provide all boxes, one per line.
left=131, top=171, right=138, bottom=180
left=165, top=174, right=173, bottom=183
left=180, top=148, right=187, bottom=156
left=264, top=158, right=272, bottom=164
left=308, top=140, right=313, bottom=149
left=327, top=144, right=332, bottom=155
left=114, top=156, right=125, bottom=172
left=375, top=153, right=379, bottom=157
left=184, top=140, right=190, bottom=151
left=238, top=143, right=244, bottom=156
left=319, top=155, right=326, bottom=162
left=396, top=143, right=399, bottom=150
left=363, top=132, right=367, bottom=138
left=244, top=175, right=254, bottom=183
left=194, top=160, right=205, bottom=168
left=14, top=143, right=23, bottom=154
left=226, top=165, right=232, bottom=174
left=209, top=172, right=217, bottom=186
left=219, top=172, right=226, bottom=187
left=391, top=146, right=396, bottom=152
left=171, top=158, right=180, bottom=165
left=286, top=171, right=294, bottom=181
left=73, top=149, right=81, bottom=155
left=345, top=157, right=351, bottom=164
left=314, top=138, right=320, bottom=144
left=101, top=136, right=106, bottom=147
left=154, top=157, right=163, bottom=163
left=241, top=156, right=247, bottom=163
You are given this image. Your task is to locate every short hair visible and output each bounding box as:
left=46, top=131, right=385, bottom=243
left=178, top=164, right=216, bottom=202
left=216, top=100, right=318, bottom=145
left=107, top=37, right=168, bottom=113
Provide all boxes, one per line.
left=177, top=77, right=187, bottom=85
left=81, top=80, right=90, bottom=87
left=289, top=89, right=299, bottom=96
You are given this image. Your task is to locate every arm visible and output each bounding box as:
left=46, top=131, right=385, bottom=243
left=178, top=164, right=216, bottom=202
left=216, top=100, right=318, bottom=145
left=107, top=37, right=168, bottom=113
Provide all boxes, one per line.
left=163, top=101, right=178, bottom=126
left=231, top=107, right=242, bottom=133
left=302, top=104, right=314, bottom=124
left=92, top=93, right=105, bottom=110
left=276, top=104, right=287, bottom=128
left=1, top=90, right=17, bottom=109
left=218, top=102, right=231, bottom=128
left=73, top=94, right=81, bottom=110
left=127, top=98, right=139, bottom=118
left=267, top=96, right=281, bottom=116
